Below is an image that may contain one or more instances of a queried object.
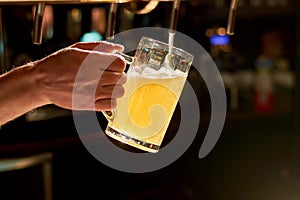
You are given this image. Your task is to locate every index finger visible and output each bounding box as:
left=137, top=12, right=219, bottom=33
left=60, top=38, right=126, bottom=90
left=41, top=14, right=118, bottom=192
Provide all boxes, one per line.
left=70, top=41, right=124, bottom=53
left=85, top=51, right=126, bottom=73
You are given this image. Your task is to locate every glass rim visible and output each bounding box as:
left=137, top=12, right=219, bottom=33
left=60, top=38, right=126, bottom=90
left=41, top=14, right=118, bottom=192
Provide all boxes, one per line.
left=140, top=36, right=194, bottom=62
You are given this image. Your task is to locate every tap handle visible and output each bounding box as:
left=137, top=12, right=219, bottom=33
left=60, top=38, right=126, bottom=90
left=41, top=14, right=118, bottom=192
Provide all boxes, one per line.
left=32, top=3, right=45, bottom=45
left=106, top=2, right=118, bottom=40
left=169, top=0, right=181, bottom=34
left=227, top=0, right=239, bottom=35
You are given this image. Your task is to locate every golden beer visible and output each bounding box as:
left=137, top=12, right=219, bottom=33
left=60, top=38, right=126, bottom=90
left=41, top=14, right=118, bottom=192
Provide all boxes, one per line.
left=106, top=66, right=187, bottom=152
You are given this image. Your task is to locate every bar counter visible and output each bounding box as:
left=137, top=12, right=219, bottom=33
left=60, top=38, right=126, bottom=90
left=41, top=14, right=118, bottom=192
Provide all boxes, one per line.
left=0, top=107, right=294, bottom=156
left=0, top=104, right=297, bottom=199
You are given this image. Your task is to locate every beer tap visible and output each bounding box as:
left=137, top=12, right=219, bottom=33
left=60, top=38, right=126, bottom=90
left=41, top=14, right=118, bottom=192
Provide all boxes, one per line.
left=106, top=2, right=118, bottom=40
left=227, top=0, right=239, bottom=35
left=166, top=0, right=180, bottom=51
left=32, top=2, right=45, bottom=44
left=169, top=0, right=180, bottom=34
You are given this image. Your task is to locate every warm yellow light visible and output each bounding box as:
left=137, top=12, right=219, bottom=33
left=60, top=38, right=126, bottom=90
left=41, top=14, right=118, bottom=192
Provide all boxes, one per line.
left=205, top=28, right=214, bottom=37
left=218, top=27, right=226, bottom=36
left=71, top=8, right=82, bottom=22
left=134, top=1, right=159, bottom=14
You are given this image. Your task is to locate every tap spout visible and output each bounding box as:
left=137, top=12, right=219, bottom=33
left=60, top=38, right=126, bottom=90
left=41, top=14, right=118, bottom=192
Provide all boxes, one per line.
left=106, top=2, right=118, bottom=40
left=227, top=0, right=239, bottom=35
left=32, top=2, right=45, bottom=44
left=169, top=0, right=180, bottom=34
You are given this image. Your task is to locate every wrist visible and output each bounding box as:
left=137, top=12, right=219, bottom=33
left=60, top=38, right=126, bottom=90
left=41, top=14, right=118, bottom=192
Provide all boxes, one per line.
left=30, top=60, right=52, bottom=106
left=0, top=62, right=49, bottom=125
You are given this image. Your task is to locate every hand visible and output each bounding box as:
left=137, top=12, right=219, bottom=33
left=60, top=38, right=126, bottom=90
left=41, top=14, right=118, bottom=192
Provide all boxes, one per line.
left=33, top=41, right=127, bottom=111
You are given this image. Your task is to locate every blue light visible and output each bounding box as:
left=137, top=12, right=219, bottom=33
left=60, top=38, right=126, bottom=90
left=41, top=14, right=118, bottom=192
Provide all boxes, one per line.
left=80, top=31, right=103, bottom=42
left=210, top=34, right=230, bottom=46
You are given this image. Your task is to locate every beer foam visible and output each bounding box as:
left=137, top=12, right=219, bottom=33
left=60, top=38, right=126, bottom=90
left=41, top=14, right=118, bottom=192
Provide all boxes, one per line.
left=130, top=64, right=186, bottom=79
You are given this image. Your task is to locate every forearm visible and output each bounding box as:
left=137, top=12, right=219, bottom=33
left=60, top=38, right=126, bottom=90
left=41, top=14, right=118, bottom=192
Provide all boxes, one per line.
left=0, top=63, right=47, bottom=126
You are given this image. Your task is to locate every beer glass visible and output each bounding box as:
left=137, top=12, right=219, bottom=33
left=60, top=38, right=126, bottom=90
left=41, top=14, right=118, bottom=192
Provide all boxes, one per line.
left=104, top=37, right=194, bottom=153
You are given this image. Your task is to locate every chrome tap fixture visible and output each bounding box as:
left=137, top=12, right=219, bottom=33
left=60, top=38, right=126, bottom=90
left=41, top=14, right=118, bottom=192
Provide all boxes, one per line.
left=227, top=0, right=239, bottom=35
left=106, top=2, right=118, bottom=40
left=169, top=0, right=180, bottom=34
left=32, top=2, right=45, bottom=44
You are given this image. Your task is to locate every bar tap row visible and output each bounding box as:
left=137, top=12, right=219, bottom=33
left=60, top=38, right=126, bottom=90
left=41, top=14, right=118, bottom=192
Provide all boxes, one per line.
left=26, top=0, right=239, bottom=45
